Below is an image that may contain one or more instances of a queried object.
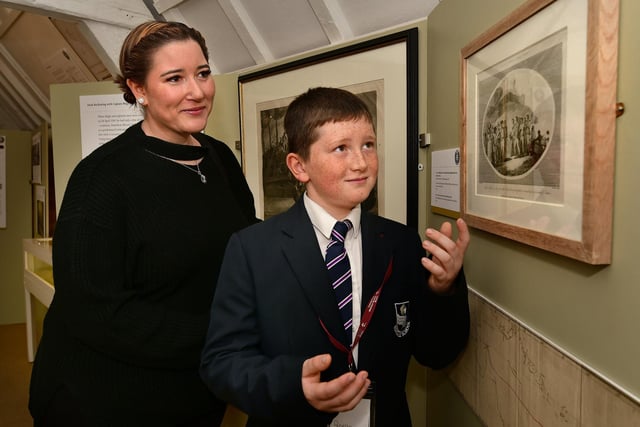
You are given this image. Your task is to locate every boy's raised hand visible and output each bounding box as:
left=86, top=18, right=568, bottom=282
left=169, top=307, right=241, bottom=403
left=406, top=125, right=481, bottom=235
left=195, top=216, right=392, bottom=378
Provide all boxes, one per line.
left=421, top=218, right=470, bottom=293
left=301, top=354, right=370, bottom=413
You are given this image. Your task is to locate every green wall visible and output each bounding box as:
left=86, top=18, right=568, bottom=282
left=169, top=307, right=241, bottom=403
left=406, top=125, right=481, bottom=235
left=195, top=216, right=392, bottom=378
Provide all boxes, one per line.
left=204, top=72, right=243, bottom=161
left=0, top=129, right=32, bottom=324
left=426, top=1, right=640, bottom=423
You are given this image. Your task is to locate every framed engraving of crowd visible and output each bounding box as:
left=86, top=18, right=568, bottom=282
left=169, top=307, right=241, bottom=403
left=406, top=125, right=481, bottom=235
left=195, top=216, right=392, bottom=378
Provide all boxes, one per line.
left=461, top=0, right=619, bottom=264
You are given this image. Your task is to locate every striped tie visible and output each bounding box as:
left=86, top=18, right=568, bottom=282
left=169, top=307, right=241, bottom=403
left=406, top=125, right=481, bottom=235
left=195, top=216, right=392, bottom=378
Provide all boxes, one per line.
left=325, top=220, right=353, bottom=346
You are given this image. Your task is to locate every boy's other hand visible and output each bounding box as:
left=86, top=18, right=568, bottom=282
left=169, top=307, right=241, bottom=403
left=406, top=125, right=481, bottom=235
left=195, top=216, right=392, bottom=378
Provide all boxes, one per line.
left=421, top=218, right=470, bottom=293
left=301, top=354, right=370, bottom=413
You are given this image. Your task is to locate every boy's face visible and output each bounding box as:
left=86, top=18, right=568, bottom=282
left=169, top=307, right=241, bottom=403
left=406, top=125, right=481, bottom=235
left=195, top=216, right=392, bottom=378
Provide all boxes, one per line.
left=286, top=118, right=378, bottom=220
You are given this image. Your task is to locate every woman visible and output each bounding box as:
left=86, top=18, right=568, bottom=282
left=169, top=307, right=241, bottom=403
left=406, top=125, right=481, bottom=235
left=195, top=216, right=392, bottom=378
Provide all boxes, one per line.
left=29, top=21, right=257, bottom=426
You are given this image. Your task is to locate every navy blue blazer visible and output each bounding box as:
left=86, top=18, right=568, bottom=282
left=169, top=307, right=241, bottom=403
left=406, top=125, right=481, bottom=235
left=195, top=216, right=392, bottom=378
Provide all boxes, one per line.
left=200, top=198, right=469, bottom=427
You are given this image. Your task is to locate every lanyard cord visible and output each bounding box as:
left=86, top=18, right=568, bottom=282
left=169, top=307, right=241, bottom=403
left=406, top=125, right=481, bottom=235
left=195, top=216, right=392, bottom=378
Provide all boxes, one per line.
left=319, top=257, right=394, bottom=371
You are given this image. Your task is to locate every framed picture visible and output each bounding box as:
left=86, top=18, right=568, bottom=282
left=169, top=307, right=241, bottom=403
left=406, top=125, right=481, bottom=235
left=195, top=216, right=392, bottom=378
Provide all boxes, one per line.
left=461, top=0, right=619, bottom=264
left=31, top=131, right=42, bottom=184
left=239, top=28, right=419, bottom=228
left=34, top=184, right=47, bottom=238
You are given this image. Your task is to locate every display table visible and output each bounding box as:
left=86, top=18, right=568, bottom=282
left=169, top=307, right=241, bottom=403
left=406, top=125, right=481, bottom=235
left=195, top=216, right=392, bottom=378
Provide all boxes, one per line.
left=23, top=238, right=54, bottom=362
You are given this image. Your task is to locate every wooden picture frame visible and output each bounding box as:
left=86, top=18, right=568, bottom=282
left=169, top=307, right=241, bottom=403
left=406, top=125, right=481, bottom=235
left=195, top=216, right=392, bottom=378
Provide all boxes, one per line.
left=239, top=28, right=419, bottom=228
left=460, top=0, right=619, bottom=264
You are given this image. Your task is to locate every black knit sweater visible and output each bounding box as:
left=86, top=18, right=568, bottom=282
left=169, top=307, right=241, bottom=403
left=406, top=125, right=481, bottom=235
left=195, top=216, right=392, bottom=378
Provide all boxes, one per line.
left=29, top=122, right=257, bottom=425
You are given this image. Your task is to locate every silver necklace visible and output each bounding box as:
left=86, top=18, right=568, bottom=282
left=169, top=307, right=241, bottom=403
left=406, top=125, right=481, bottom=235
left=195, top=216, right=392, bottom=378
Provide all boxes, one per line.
left=145, top=149, right=207, bottom=184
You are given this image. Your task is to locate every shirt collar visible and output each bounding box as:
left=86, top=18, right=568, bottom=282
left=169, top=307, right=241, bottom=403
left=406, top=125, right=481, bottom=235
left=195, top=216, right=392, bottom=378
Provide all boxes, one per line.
left=303, top=193, right=361, bottom=240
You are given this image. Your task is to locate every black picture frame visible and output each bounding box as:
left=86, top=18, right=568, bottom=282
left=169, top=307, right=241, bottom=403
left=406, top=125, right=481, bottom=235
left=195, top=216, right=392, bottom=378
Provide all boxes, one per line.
left=238, top=28, right=419, bottom=229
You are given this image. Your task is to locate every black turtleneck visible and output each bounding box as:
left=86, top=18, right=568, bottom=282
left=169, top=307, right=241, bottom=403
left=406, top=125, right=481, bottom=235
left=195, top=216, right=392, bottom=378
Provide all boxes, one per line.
left=29, top=122, right=257, bottom=425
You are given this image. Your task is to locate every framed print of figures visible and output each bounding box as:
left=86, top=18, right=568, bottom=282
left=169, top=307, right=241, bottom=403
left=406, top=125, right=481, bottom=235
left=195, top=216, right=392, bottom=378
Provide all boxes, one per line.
left=461, top=0, right=619, bottom=264
left=239, top=28, right=419, bottom=229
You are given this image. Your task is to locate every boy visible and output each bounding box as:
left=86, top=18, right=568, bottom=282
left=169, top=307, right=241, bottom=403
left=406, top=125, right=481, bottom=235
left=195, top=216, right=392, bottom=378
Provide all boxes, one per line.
left=200, top=87, right=470, bottom=426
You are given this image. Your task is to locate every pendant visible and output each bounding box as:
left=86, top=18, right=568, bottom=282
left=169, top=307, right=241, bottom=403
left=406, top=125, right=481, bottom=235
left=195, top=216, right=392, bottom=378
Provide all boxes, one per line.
left=199, top=173, right=207, bottom=184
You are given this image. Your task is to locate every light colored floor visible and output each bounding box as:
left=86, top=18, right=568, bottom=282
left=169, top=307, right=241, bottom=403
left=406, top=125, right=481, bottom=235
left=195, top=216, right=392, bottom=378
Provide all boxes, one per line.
left=0, top=323, right=33, bottom=427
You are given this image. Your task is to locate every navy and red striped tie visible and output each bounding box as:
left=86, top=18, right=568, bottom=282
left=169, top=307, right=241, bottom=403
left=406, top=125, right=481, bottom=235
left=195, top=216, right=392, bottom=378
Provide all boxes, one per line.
left=325, top=220, right=353, bottom=346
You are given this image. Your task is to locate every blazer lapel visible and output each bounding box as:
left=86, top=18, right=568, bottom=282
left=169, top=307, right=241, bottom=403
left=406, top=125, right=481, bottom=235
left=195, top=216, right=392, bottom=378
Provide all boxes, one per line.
left=360, top=213, right=394, bottom=311
left=358, top=213, right=394, bottom=370
left=279, top=200, right=346, bottom=339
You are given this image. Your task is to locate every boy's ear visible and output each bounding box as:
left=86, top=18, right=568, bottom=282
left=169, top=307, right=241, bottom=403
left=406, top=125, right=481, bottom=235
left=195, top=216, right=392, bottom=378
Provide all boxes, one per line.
left=286, top=153, right=310, bottom=183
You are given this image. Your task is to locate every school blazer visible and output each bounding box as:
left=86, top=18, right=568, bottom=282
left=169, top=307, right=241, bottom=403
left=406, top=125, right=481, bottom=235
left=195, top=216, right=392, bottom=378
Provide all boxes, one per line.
left=200, top=199, right=470, bottom=427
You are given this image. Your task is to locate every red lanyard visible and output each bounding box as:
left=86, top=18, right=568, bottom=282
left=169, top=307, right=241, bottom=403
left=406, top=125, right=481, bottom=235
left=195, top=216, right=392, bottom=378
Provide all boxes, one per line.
left=319, top=257, right=393, bottom=371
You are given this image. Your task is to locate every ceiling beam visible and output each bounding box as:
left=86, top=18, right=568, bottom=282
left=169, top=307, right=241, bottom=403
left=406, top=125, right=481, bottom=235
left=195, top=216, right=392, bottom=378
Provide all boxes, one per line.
left=308, top=0, right=352, bottom=44
left=141, top=0, right=164, bottom=21
left=0, top=0, right=152, bottom=28
left=218, top=0, right=273, bottom=65
left=0, top=89, right=33, bottom=129
left=0, top=73, right=40, bottom=129
left=78, top=20, right=129, bottom=77
left=0, top=6, right=21, bottom=38
left=0, top=100, right=26, bottom=129
left=152, top=0, right=184, bottom=15
left=0, top=43, right=50, bottom=124
left=159, top=6, right=220, bottom=75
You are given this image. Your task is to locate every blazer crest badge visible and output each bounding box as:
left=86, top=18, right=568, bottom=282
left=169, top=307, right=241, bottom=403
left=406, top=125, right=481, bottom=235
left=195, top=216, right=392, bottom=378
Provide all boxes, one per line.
left=393, top=301, right=410, bottom=337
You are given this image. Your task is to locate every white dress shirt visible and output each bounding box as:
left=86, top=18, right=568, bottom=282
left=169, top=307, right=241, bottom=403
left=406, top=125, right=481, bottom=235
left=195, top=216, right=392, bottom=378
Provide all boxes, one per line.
left=304, top=193, right=362, bottom=365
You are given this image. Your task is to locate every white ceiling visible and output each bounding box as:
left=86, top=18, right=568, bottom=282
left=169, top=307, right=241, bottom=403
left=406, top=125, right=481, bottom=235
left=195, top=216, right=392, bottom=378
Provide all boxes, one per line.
left=0, top=0, right=440, bottom=131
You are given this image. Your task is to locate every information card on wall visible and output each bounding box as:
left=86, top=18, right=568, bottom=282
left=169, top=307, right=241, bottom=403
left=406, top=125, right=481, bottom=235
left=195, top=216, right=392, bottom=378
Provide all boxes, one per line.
left=79, top=94, right=142, bottom=158
left=431, top=148, right=461, bottom=218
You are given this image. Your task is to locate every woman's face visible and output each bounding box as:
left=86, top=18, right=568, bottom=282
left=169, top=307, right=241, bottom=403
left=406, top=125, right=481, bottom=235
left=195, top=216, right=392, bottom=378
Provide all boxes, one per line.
left=132, top=39, right=215, bottom=143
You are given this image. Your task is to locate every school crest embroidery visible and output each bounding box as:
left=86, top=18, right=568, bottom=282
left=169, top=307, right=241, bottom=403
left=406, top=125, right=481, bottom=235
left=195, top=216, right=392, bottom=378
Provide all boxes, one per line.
left=393, top=301, right=410, bottom=337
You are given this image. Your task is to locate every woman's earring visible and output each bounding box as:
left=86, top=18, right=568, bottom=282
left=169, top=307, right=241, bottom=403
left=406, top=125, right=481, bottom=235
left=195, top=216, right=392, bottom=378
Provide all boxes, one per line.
left=137, top=97, right=145, bottom=105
